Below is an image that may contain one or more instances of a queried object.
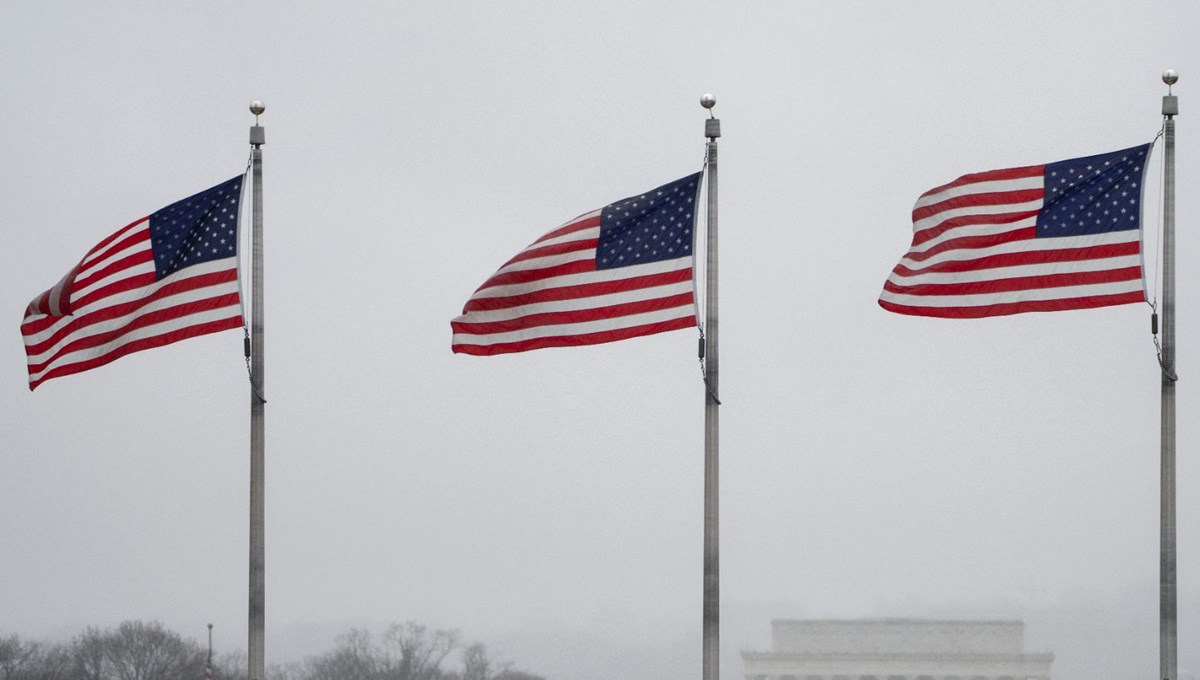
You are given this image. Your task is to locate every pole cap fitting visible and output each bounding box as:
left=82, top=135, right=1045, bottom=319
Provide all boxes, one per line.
left=705, top=118, right=721, bottom=139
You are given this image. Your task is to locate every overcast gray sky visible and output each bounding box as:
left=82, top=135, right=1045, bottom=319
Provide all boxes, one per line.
left=2, top=2, right=1199, bottom=679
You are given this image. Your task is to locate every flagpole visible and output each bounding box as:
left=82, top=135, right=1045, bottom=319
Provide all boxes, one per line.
left=700, top=93, right=720, bottom=680
left=248, top=100, right=267, bottom=680
left=1159, top=69, right=1178, bottom=680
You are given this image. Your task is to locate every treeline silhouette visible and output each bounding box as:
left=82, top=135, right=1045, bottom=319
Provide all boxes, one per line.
left=0, top=620, right=545, bottom=680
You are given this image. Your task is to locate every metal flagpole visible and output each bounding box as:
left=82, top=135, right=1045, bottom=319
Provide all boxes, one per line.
left=1159, top=69, right=1178, bottom=680
left=248, top=100, right=267, bottom=680
left=700, top=93, right=720, bottom=680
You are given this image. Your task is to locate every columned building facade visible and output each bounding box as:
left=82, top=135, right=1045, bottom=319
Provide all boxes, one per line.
left=742, top=619, right=1053, bottom=680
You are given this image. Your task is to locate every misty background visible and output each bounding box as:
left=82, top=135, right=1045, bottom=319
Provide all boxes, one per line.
left=2, top=2, right=1199, bottom=679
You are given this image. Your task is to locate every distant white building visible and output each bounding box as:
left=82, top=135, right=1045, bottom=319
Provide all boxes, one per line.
left=742, top=619, right=1053, bottom=680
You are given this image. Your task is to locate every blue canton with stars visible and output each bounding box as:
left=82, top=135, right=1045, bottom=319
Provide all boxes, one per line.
left=596, top=172, right=701, bottom=270
left=1037, top=144, right=1151, bottom=238
left=148, top=176, right=243, bottom=280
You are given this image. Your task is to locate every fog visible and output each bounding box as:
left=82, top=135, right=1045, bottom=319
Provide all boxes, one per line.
left=2, top=2, right=1198, bottom=679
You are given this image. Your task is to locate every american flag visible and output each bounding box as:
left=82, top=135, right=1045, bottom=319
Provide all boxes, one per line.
left=22, top=176, right=245, bottom=390
left=879, top=143, right=1152, bottom=318
left=452, top=172, right=702, bottom=355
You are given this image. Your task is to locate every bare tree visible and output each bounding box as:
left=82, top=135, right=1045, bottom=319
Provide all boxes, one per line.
left=2, top=621, right=541, bottom=680
left=291, top=622, right=544, bottom=680
left=457, top=643, right=492, bottom=680
left=0, top=635, right=75, bottom=680
left=0, top=635, right=36, bottom=680
left=71, top=628, right=108, bottom=680
left=297, top=623, right=461, bottom=680
left=101, top=621, right=205, bottom=680
left=211, top=651, right=248, bottom=680
left=443, top=642, right=546, bottom=680
left=302, top=629, right=379, bottom=680
left=382, top=623, right=458, bottom=680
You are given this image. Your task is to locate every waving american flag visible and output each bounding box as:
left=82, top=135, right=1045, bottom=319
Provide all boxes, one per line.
left=453, top=173, right=702, bottom=355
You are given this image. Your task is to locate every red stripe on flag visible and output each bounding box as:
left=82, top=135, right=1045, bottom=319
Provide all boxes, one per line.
left=501, top=237, right=598, bottom=269
left=72, top=249, right=155, bottom=292
left=918, top=164, right=1044, bottom=199
left=475, top=259, right=598, bottom=290
left=530, top=213, right=601, bottom=246
left=28, top=314, right=244, bottom=390
left=463, top=268, right=693, bottom=313
left=892, top=241, right=1141, bottom=277
left=80, top=217, right=150, bottom=262
left=878, top=290, right=1145, bottom=319
left=883, top=266, right=1143, bottom=297
left=902, top=227, right=1038, bottom=263
left=912, top=209, right=1040, bottom=246
left=70, top=272, right=161, bottom=313
left=22, top=269, right=238, bottom=356
left=25, top=291, right=242, bottom=376
left=482, top=212, right=600, bottom=277
left=911, top=188, right=1044, bottom=224
left=452, top=292, right=695, bottom=336
left=452, top=315, right=695, bottom=356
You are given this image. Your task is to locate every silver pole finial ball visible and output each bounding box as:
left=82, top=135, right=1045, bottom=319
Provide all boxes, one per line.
left=1163, top=69, right=1179, bottom=86
left=249, top=100, right=266, bottom=115
left=700, top=94, right=716, bottom=109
